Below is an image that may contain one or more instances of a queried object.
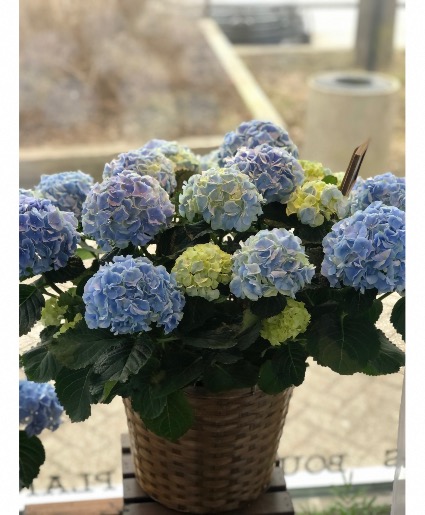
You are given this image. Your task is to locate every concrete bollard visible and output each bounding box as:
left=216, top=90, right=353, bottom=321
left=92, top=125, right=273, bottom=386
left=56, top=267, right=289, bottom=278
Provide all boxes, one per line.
left=301, top=71, right=400, bottom=178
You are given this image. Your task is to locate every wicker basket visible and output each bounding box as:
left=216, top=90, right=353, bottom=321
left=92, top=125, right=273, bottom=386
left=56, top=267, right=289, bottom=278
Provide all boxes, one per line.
left=123, top=385, right=293, bottom=513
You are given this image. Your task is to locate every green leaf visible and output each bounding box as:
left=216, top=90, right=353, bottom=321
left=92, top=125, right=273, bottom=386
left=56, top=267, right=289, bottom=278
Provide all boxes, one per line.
left=293, top=220, right=334, bottom=245
left=19, top=284, right=45, bottom=336
left=368, top=299, right=383, bottom=324
left=390, top=296, right=405, bottom=340
left=203, top=361, right=259, bottom=392
left=306, top=313, right=381, bottom=374
left=51, top=320, right=127, bottom=369
left=258, top=342, right=308, bottom=394
left=323, top=175, right=338, bottom=185
left=362, top=330, right=405, bottom=376
left=178, top=296, right=217, bottom=334
left=250, top=295, right=287, bottom=319
left=181, top=324, right=239, bottom=349
left=43, top=256, right=86, bottom=283
left=93, top=337, right=155, bottom=383
left=155, top=221, right=212, bottom=259
left=55, top=366, right=93, bottom=422
left=75, top=248, right=95, bottom=260
left=131, top=384, right=167, bottom=420
left=21, top=345, right=62, bottom=382
left=261, top=202, right=298, bottom=228
left=19, top=431, right=46, bottom=490
left=150, top=351, right=204, bottom=397
left=142, top=390, right=194, bottom=441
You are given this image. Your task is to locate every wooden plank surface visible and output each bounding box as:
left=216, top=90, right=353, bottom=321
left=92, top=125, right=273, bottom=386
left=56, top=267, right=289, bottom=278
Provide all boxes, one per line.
left=24, top=498, right=123, bottom=515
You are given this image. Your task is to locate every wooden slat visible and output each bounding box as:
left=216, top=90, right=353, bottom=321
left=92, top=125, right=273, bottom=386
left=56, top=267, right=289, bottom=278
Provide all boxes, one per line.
left=199, top=18, right=286, bottom=128
left=24, top=498, right=123, bottom=515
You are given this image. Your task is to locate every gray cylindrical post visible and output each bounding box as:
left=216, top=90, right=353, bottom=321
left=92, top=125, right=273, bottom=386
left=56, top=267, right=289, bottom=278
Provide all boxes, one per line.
left=301, top=71, right=400, bottom=178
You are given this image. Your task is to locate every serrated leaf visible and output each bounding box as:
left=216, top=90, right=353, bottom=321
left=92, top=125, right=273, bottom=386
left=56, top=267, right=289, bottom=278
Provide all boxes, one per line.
left=142, top=391, right=194, bottom=441
left=19, top=431, right=45, bottom=490
left=390, top=296, right=405, bottom=340
left=131, top=385, right=167, bottom=420
left=258, top=342, right=308, bottom=394
left=250, top=295, right=287, bottom=319
left=55, top=366, right=93, bottom=422
left=294, top=221, right=334, bottom=245
left=369, top=299, right=383, bottom=324
left=362, top=330, right=405, bottom=376
left=150, top=352, right=204, bottom=397
left=93, top=338, right=154, bottom=383
left=181, top=324, right=239, bottom=349
left=51, top=320, right=127, bottom=369
left=178, top=296, right=217, bottom=334
left=203, top=361, right=259, bottom=392
left=306, top=313, right=380, bottom=374
left=19, top=284, right=45, bottom=336
left=21, top=345, right=62, bottom=382
left=75, top=248, right=95, bottom=260
left=155, top=221, right=212, bottom=259
left=43, top=256, right=86, bottom=283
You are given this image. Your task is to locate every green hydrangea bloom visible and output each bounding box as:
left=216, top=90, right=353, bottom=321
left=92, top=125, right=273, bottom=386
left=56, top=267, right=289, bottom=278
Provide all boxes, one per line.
left=41, top=297, right=67, bottom=328
left=41, top=290, right=82, bottom=338
left=172, top=243, right=232, bottom=300
left=261, top=299, right=310, bottom=346
left=286, top=179, right=349, bottom=227
left=299, top=160, right=330, bottom=181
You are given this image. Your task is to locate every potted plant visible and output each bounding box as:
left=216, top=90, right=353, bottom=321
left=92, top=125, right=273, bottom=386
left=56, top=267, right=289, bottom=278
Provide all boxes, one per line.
left=19, top=120, right=405, bottom=512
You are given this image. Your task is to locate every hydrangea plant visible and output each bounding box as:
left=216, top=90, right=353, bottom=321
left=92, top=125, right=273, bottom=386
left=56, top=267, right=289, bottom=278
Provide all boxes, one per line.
left=19, top=380, right=63, bottom=489
left=19, top=120, right=405, bottom=468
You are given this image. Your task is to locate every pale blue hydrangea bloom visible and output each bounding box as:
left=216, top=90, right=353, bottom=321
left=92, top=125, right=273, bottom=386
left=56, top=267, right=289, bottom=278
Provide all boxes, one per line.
left=83, top=256, right=185, bottom=335
left=217, top=120, right=299, bottom=165
left=19, top=196, right=80, bottom=278
left=230, top=228, right=315, bottom=300
left=19, top=380, right=63, bottom=437
left=349, top=172, right=405, bottom=214
left=321, top=201, right=405, bottom=294
left=19, top=188, right=35, bottom=198
left=102, top=149, right=177, bottom=195
left=82, top=170, right=174, bottom=251
left=225, top=144, right=305, bottom=204
left=34, top=171, right=94, bottom=218
left=141, top=139, right=200, bottom=173
left=179, top=167, right=264, bottom=232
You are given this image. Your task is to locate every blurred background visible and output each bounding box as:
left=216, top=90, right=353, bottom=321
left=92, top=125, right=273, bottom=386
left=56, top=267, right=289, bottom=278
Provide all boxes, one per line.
left=19, top=1, right=405, bottom=513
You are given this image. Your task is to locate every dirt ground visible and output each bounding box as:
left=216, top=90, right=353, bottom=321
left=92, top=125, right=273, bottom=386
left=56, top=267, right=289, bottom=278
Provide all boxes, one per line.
left=19, top=0, right=405, bottom=175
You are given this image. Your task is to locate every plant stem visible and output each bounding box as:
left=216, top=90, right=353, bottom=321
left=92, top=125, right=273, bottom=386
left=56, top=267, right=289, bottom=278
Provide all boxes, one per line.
left=378, top=291, right=393, bottom=301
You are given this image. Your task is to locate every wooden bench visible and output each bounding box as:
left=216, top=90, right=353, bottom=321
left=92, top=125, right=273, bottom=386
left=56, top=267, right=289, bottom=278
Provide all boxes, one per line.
left=121, top=434, right=295, bottom=514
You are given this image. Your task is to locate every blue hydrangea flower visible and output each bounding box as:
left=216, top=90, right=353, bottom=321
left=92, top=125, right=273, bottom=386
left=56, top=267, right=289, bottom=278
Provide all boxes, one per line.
left=19, top=188, right=35, bottom=198
left=141, top=139, right=200, bottom=173
left=82, top=170, right=174, bottom=251
left=225, top=144, right=305, bottom=204
left=34, top=171, right=94, bottom=218
left=230, top=228, right=315, bottom=300
left=321, top=201, right=405, bottom=294
left=179, top=167, right=264, bottom=232
left=83, top=256, right=185, bottom=335
left=349, top=172, right=405, bottom=214
left=102, top=149, right=177, bottom=195
left=217, top=120, right=299, bottom=165
left=19, top=196, right=80, bottom=278
left=19, top=380, right=63, bottom=437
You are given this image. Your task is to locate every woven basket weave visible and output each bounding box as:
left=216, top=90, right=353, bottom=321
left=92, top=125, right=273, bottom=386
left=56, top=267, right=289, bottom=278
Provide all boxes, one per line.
left=123, top=385, right=293, bottom=513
